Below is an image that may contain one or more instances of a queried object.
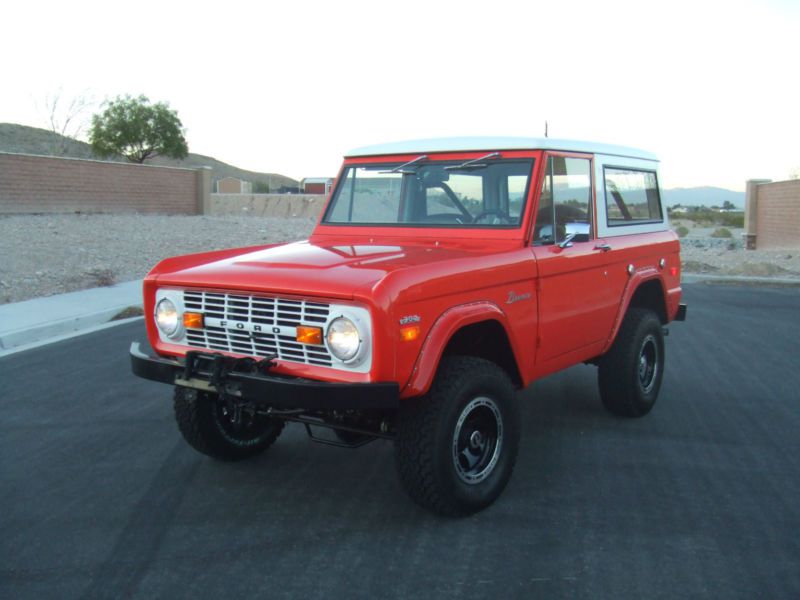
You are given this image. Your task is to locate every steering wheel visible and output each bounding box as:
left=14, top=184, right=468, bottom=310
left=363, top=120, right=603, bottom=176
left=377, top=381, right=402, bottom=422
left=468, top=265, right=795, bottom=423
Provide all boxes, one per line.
left=472, top=210, right=512, bottom=225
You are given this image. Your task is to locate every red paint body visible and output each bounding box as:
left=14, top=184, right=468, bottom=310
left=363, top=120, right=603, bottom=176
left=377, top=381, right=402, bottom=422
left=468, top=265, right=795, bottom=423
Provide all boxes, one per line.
left=143, top=148, right=682, bottom=399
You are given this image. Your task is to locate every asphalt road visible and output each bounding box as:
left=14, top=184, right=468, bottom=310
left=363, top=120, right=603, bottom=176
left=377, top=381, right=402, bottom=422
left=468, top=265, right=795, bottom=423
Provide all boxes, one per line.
left=1, top=283, right=799, bottom=599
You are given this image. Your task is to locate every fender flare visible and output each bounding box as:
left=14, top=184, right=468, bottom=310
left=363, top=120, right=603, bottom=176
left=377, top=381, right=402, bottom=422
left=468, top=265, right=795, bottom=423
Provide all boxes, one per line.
left=401, top=301, right=521, bottom=398
left=601, top=268, right=666, bottom=354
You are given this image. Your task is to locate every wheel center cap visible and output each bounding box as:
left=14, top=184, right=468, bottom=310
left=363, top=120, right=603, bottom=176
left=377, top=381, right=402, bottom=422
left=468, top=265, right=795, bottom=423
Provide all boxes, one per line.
left=469, top=430, right=484, bottom=448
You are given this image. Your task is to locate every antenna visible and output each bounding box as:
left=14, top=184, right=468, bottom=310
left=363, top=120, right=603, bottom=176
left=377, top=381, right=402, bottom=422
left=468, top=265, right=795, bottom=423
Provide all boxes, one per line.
left=544, top=120, right=549, bottom=138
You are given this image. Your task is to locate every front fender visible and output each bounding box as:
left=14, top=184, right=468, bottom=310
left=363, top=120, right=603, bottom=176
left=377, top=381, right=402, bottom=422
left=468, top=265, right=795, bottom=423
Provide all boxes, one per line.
left=401, top=301, right=520, bottom=398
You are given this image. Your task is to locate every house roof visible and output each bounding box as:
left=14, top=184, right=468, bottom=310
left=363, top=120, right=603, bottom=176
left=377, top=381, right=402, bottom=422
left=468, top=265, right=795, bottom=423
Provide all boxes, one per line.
left=345, top=137, right=657, bottom=161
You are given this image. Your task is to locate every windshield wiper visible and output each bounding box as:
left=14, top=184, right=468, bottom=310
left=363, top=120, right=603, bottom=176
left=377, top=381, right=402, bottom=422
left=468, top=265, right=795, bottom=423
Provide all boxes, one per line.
left=379, top=154, right=428, bottom=174
left=444, top=152, right=501, bottom=171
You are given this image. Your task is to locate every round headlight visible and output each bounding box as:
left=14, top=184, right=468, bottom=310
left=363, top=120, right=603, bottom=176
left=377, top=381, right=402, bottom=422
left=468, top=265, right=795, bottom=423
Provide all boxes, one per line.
left=155, top=298, right=180, bottom=337
left=327, top=316, right=360, bottom=361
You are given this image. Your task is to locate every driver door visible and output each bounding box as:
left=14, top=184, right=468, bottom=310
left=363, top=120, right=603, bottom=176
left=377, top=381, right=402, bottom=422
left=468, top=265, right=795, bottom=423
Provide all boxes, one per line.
left=532, top=153, right=616, bottom=364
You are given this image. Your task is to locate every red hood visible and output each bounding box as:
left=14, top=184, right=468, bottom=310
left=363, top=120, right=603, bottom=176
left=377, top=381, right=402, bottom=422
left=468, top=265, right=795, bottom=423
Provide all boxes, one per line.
left=149, top=238, right=525, bottom=301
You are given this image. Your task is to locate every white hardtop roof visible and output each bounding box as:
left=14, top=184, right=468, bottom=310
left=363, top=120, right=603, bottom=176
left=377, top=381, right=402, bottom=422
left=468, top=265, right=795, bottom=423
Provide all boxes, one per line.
left=346, top=136, right=657, bottom=161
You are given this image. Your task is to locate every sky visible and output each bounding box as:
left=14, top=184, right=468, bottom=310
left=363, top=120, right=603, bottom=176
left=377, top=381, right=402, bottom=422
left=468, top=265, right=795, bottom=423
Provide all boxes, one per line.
left=2, top=0, right=798, bottom=191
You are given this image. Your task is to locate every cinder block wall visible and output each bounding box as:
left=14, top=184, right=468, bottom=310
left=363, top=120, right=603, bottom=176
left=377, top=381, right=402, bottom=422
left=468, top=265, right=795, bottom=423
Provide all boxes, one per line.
left=756, top=180, right=800, bottom=249
left=210, top=193, right=326, bottom=219
left=0, top=152, right=200, bottom=214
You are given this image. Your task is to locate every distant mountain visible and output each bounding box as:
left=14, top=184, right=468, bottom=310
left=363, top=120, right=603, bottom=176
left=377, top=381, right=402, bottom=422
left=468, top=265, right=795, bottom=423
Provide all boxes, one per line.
left=661, top=186, right=745, bottom=209
left=0, top=123, right=298, bottom=190
left=0, top=122, right=96, bottom=159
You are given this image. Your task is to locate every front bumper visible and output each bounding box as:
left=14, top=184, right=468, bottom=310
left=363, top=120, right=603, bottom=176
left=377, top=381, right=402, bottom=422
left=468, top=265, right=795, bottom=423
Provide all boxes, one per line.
left=130, top=342, right=399, bottom=411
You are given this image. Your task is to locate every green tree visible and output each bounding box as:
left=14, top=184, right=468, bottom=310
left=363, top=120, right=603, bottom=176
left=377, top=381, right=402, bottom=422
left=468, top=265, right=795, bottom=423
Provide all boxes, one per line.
left=253, top=180, right=270, bottom=193
left=89, top=95, right=188, bottom=163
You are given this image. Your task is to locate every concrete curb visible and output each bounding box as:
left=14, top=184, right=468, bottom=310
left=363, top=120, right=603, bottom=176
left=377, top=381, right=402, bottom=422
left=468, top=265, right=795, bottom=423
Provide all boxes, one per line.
left=682, top=273, right=800, bottom=286
left=0, top=316, right=144, bottom=358
left=0, top=280, right=143, bottom=355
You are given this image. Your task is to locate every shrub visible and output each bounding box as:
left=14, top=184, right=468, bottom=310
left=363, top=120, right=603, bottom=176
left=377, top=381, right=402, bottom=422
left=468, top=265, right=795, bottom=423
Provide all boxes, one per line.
left=711, top=227, right=733, bottom=238
left=675, top=226, right=689, bottom=238
left=719, top=212, right=745, bottom=228
left=681, top=209, right=744, bottom=229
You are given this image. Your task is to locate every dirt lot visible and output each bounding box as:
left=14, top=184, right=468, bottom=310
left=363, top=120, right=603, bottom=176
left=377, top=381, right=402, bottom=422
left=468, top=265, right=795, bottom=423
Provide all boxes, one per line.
left=0, top=214, right=316, bottom=304
left=1, top=214, right=798, bottom=304
left=674, top=219, right=800, bottom=278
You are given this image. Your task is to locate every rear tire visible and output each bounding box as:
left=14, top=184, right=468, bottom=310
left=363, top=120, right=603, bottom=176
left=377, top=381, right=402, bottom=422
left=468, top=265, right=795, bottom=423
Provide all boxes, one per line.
left=394, top=356, right=520, bottom=516
left=173, top=387, right=284, bottom=461
left=598, top=308, right=665, bottom=417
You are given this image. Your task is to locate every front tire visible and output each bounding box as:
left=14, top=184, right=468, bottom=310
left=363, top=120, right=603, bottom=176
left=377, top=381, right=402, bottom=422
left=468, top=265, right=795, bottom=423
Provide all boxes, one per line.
left=394, top=356, right=520, bottom=516
left=173, top=387, right=284, bottom=461
left=598, top=308, right=665, bottom=417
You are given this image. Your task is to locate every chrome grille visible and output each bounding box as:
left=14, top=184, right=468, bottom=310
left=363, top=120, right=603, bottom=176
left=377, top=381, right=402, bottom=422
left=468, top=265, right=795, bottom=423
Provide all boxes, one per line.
left=182, top=290, right=332, bottom=366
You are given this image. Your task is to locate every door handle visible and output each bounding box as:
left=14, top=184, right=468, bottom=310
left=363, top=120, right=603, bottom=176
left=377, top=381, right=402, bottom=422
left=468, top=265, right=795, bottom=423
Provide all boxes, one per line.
left=594, top=243, right=611, bottom=252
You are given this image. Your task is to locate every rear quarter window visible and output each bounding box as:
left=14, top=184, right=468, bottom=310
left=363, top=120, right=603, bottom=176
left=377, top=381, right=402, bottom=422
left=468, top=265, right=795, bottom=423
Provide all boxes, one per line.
left=603, top=167, right=662, bottom=226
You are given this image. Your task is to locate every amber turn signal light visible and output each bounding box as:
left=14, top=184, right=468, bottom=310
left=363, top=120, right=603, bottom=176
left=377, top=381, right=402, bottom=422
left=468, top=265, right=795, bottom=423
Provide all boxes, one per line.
left=183, top=312, right=204, bottom=329
left=296, top=326, right=323, bottom=345
left=400, top=325, right=420, bottom=342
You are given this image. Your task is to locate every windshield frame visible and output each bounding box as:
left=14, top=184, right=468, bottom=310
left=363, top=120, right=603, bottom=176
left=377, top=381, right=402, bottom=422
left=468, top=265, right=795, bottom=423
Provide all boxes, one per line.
left=318, top=151, right=538, bottom=235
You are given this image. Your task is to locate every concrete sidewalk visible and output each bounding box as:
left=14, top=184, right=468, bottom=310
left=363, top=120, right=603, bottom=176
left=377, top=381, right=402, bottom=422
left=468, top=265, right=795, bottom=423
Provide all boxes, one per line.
left=0, top=280, right=143, bottom=355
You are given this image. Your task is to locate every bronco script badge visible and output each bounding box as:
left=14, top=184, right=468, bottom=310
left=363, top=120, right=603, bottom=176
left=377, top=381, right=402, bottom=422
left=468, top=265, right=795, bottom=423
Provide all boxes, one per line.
left=506, top=291, right=532, bottom=304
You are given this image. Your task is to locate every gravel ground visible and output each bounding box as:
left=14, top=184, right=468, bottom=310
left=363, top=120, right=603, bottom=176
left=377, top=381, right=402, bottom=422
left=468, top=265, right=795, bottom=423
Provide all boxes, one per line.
left=676, top=222, right=800, bottom=278
left=0, top=214, right=316, bottom=304
left=1, top=214, right=798, bottom=304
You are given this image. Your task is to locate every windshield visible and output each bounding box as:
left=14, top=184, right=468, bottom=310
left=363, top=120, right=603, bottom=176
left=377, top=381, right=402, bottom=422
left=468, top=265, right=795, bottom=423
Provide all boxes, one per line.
left=323, top=158, right=534, bottom=227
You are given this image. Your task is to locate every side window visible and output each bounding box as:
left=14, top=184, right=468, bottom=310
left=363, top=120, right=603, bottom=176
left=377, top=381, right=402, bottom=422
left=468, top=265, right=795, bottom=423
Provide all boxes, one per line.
left=604, top=168, right=662, bottom=225
left=534, top=156, right=592, bottom=245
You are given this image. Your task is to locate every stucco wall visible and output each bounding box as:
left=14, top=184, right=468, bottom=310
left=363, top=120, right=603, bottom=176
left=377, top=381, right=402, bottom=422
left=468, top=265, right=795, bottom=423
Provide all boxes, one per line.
left=0, top=152, right=201, bottom=214
left=755, top=180, right=800, bottom=249
left=210, top=193, right=326, bottom=219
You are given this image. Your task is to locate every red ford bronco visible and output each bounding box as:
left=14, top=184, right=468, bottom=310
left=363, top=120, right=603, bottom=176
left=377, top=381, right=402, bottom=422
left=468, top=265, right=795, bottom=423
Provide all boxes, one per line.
left=131, top=137, right=686, bottom=516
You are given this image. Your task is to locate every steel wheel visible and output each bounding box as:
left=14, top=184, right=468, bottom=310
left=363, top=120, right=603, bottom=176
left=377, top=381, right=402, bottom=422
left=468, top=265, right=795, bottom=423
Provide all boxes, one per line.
left=214, top=397, right=274, bottom=445
left=452, top=396, right=503, bottom=484
left=174, top=388, right=284, bottom=461
left=395, top=356, right=521, bottom=516
left=598, top=308, right=665, bottom=418
left=638, top=334, right=660, bottom=394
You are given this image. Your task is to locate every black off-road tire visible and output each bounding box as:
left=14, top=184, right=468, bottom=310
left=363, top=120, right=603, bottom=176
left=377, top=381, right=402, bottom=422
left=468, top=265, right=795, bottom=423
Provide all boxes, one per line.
left=598, top=308, right=665, bottom=417
left=173, top=387, right=285, bottom=461
left=394, top=356, right=520, bottom=517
